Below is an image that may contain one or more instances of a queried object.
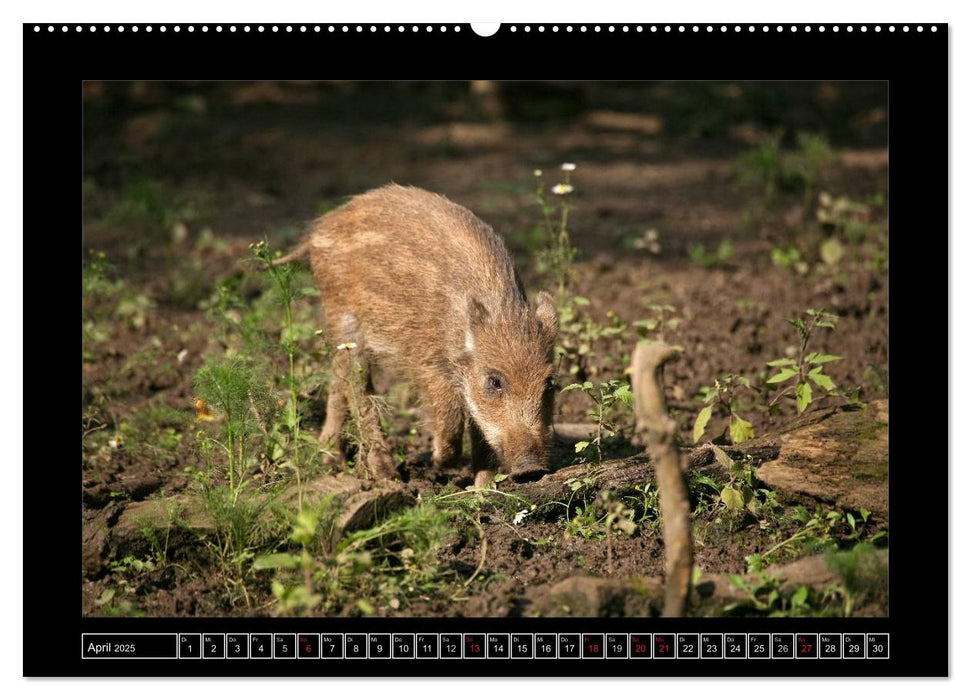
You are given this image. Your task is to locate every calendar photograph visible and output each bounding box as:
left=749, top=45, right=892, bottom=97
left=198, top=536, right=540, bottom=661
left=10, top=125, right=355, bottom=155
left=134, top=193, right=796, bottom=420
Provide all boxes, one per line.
left=81, top=78, right=890, bottom=620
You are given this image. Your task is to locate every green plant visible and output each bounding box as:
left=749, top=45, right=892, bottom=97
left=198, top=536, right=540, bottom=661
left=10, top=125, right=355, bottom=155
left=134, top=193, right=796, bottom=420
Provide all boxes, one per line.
left=816, top=191, right=888, bottom=274
left=186, top=462, right=289, bottom=608
left=555, top=297, right=627, bottom=379
left=723, top=573, right=816, bottom=617
left=736, top=131, right=835, bottom=211
left=103, top=177, right=204, bottom=239
left=770, top=245, right=810, bottom=275
left=532, top=164, right=578, bottom=300
left=193, top=357, right=276, bottom=503
left=117, top=402, right=188, bottom=467
left=631, top=482, right=662, bottom=530
left=250, top=240, right=321, bottom=505
left=791, top=132, right=836, bottom=211
left=252, top=502, right=340, bottom=615
left=83, top=250, right=124, bottom=300
left=766, top=309, right=842, bottom=413
left=745, top=504, right=884, bottom=574
left=693, top=374, right=756, bottom=445
left=561, top=379, right=633, bottom=464
left=633, top=304, right=683, bottom=345
left=691, top=447, right=778, bottom=532
left=255, top=503, right=457, bottom=615
left=823, top=542, right=889, bottom=616
left=689, top=240, right=734, bottom=268
left=736, top=130, right=784, bottom=204
left=96, top=589, right=145, bottom=617
left=560, top=489, right=636, bottom=573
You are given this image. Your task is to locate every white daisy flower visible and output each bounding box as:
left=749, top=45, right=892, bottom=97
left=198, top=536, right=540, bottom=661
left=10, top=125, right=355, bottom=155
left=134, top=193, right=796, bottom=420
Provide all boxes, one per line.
left=551, top=183, right=574, bottom=195
left=336, top=342, right=358, bottom=351
left=533, top=169, right=543, bottom=177
left=561, top=162, right=576, bottom=171
left=512, top=509, right=529, bottom=525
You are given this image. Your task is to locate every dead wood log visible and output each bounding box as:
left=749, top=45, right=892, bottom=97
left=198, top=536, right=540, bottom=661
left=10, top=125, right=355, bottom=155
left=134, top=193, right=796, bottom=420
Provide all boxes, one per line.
left=631, top=342, right=693, bottom=617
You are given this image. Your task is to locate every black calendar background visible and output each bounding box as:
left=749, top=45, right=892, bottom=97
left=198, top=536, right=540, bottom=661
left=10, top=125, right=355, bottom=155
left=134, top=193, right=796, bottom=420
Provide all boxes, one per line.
left=24, top=21, right=945, bottom=677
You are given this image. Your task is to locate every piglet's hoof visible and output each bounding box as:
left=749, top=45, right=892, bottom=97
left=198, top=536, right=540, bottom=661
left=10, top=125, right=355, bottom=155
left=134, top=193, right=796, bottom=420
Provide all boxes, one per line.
left=474, top=470, right=497, bottom=488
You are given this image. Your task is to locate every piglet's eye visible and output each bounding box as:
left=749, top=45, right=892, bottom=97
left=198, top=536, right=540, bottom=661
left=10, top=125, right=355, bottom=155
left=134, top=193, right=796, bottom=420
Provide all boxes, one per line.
left=486, top=375, right=503, bottom=392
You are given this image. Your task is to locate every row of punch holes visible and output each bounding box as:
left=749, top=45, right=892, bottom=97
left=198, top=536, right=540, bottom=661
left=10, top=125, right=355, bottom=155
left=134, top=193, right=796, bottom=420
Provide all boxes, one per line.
left=34, top=24, right=939, bottom=34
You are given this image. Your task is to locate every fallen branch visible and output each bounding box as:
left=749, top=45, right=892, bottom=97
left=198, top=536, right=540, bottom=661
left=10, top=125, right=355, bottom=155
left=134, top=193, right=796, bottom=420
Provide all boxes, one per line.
left=631, top=342, right=693, bottom=617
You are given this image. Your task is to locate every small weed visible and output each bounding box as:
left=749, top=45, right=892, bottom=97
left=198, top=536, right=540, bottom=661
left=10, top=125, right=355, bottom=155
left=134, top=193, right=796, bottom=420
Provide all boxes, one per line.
left=532, top=164, right=578, bottom=300
left=691, top=448, right=777, bottom=532
left=689, top=240, right=733, bottom=268
left=118, top=402, right=189, bottom=466
left=723, top=573, right=819, bottom=617
left=193, top=358, right=277, bottom=502
left=770, top=245, right=809, bottom=275
left=633, top=304, right=683, bottom=346
left=96, top=589, right=146, bottom=617
left=823, top=542, right=889, bottom=616
left=561, top=379, right=633, bottom=464
left=816, top=191, right=888, bottom=274
left=693, top=374, right=757, bottom=445
left=103, top=178, right=205, bottom=240
left=255, top=503, right=458, bottom=615
left=556, top=298, right=627, bottom=379
left=560, top=490, right=637, bottom=574
left=765, top=308, right=842, bottom=414
left=736, top=129, right=785, bottom=204
left=745, top=504, right=884, bottom=573
left=791, top=132, right=836, bottom=211
left=735, top=130, right=835, bottom=211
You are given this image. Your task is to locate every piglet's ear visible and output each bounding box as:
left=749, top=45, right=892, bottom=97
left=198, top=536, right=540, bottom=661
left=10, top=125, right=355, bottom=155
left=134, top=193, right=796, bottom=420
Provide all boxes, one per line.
left=535, top=291, right=558, bottom=341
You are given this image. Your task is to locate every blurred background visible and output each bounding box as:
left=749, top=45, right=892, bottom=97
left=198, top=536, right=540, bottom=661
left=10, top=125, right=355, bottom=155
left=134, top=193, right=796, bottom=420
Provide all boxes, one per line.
left=82, top=80, right=887, bottom=278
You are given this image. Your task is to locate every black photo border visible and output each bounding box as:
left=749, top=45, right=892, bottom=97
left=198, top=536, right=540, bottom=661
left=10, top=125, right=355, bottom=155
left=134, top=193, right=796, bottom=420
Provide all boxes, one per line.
left=24, top=21, right=947, bottom=677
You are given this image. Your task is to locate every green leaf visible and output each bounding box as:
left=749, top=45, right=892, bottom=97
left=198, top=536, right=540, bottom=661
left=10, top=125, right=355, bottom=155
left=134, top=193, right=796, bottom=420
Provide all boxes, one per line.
left=743, top=485, right=757, bottom=514
left=791, top=585, right=809, bottom=607
left=730, top=416, right=755, bottom=444
left=846, top=512, right=856, bottom=530
left=808, top=368, right=836, bottom=391
left=613, top=383, right=634, bottom=406
left=766, top=368, right=798, bottom=384
left=290, top=509, right=319, bottom=547
left=766, top=358, right=797, bottom=367
left=574, top=441, right=590, bottom=453
left=561, top=383, right=584, bottom=392
left=693, top=405, right=713, bottom=444
left=727, top=574, right=746, bottom=590
left=795, top=382, right=813, bottom=412
left=805, top=352, right=842, bottom=364
left=720, top=486, right=745, bottom=512
left=572, top=296, right=591, bottom=306
left=819, top=237, right=845, bottom=266
left=710, top=444, right=734, bottom=470
left=253, top=553, right=300, bottom=570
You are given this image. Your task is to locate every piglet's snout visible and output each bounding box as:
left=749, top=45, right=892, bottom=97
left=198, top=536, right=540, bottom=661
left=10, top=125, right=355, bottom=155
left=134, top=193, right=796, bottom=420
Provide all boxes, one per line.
left=509, top=452, right=549, bottom=482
